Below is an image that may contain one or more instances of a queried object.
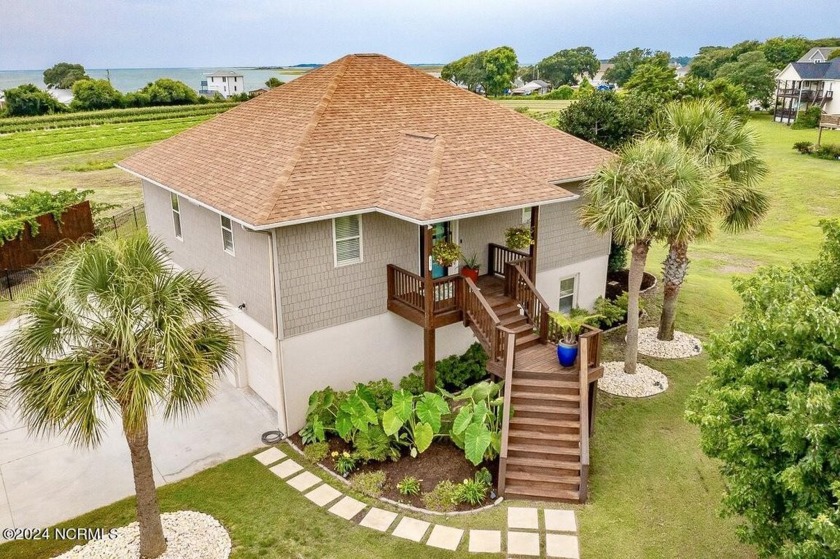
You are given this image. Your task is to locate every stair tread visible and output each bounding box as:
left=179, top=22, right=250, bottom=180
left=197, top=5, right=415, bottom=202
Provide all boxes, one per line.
left=508, top=443, right=581, bottom=456
left=509, top=430, right=580, bottom=442
left=509, top=417, right=580, bottom=428
left=513, top=404, right=581, bottom=414
left=511, top=377, right=579, bottom=389
left=507, top=323, right=534, bottom=335
left=506, top=456, right=582, bottom=470
left=503, top=484, right=580, bottom=502
left=505, top=470, right=581, bottom=484
left=512, top=392, right=580, bottom=402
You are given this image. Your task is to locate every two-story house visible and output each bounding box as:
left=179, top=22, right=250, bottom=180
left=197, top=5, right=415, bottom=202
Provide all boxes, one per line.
left=774, top=47, right=839, bottom=124
left=200, top=70, right=246, bottom=98
left=119, top=54, right=612, bottom=501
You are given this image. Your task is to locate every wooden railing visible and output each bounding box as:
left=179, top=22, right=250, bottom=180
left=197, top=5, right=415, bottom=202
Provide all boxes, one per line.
left=488, top=243, right=531, bottom=278
left=462, top=276, right=505, bottom=361
left=387, top=264, right=424, bottom=313
left=578, top=334, right=591, bottom=503
left=821, top=114, right=840, bottom=129
left=432, top=274, right=462, bottom=315
left=496, top=329, right=517, bottom=496
left=504, top=262, right=550, bottom=342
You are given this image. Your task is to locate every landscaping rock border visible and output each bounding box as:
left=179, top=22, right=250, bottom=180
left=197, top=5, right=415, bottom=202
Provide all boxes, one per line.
left=636, top=327, right=702, bottom=359
left=598, top=361, right=668, bottom=398
left=55, top=511, right=231, bottom=559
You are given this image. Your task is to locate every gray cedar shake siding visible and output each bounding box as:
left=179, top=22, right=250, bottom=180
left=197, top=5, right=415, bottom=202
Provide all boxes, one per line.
left=142, top=181, right=274, bottom=331
left=537, top=198, right=610, bottom=271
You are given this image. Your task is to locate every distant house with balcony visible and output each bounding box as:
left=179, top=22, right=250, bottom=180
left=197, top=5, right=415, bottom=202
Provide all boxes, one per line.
left=774, top=47, right=839, bottom=124
left=511, top=80, right=552, bottom=95
left=199, top=70, right=245, bottom=98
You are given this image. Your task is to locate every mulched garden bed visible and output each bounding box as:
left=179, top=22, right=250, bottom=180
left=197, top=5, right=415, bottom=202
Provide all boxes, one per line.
left=605, top=270, right=657, bottom=300
left=289, top=432, right=499, bottom=512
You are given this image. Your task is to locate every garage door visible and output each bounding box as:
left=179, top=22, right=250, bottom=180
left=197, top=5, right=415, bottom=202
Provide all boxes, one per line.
left=243, top=333, right=279, bottom=411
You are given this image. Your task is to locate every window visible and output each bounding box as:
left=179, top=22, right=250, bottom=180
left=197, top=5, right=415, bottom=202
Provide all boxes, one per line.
left=221, top=215, right=235, bottom=254
left=222, top=77, right=227, bottom=83
left=521, top=207, right=532, bottom=224
left=333, top=215, right=362, bottom=266
left=171, top=193, right=182, bottom=239
left=558, top=276, right=577, bottom=314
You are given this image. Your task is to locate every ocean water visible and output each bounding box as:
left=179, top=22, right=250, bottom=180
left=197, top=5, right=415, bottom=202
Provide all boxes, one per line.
left=0, top=67, right=303, bottom=93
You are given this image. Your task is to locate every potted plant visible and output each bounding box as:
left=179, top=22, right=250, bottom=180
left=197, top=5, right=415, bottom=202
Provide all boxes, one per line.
left=504, top=225, right=533, bottom=251
left=461, top=253, right=480, bottom=282
left=548, top=310, right=601, bottom=367
left=431, top=240, right=462, bottom=268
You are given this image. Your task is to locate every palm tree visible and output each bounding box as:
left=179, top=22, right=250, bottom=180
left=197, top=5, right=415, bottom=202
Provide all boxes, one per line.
left=1, top=234, right=236, bottom=558
left=651, top=99, right=769, bottom=341
left=580, top=137, right=712, bottom=374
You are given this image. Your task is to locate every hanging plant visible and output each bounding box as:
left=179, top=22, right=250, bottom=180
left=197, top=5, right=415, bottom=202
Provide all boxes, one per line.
left=504, top=225, right=533, bottom=251
left=431, top=240, right=462, bottom=267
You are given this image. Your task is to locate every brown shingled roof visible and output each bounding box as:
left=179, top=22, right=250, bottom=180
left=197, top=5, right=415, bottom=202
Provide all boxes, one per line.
left=119, top=54, right=611, bottom=228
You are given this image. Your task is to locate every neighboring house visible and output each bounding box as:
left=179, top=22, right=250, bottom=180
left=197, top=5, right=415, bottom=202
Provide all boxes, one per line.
left=774, top=47, right=839, bottom=124
left=119, top=54, right=611, bottom=501
left=511, top=79, right=552, bottom=96
left=592, top=62, right=613, bottom=86
left=199, top=70, right=245, bottom=98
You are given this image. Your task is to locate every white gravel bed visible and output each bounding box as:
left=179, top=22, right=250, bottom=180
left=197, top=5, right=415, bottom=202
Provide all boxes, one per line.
left=55, top=511, right=230, bottom=559
left=636, top=328, right=702, bottom=359
left=598, top=361, right=668, bottom=397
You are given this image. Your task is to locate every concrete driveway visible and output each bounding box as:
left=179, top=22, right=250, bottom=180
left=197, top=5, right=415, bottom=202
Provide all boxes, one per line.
left=0, top=318, right=278, bottom=536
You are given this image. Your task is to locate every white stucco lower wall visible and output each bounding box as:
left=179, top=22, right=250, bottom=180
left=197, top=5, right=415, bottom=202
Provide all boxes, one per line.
left=279, top=313, right=476, bottom=432
left=536, top=254, right=608, bottom=312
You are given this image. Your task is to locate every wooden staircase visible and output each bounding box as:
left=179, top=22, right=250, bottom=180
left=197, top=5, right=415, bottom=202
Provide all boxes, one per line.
left=463, top=259, right=602, bottom=503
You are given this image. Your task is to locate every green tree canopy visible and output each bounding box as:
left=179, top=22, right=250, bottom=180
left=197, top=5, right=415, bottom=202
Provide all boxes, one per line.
left=603, top=48, right=670, bottom=86
left=678, top=76, right=750, bottom=117
left=265, top=77, right=285, bottom=88
left=140, top=78, right=199, bottom=105
left=557, top=89, right=658, bottom=151
left=715, top=51, right=776, bottom=104
left=1, top=234, right=237, bottom=558
left=441, top=46, right=518, bottom=96
left=2, top=84, right=66, bottom=116
left=70, top=79, right=123, bottom=111
left=530, top=46, right=600, bottom=86
left=43, top=62, right=90, bottom=89
left=624, top=60, right=678, bottom=101
left=761, top=36, right=811, bottom=67
left=686, top=220, right=840, bottom=558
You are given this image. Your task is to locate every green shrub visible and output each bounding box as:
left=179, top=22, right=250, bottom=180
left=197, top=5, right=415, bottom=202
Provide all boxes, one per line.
left=350, top=470, right=386, bottom=498
left=422, top=480, right=459, bottom=512
left=815, top=143, right=840, bottom=160
left=407, top=342, right=489, bottom=393
left=455, top=477, right=489, bottom=506
left=353, top=425, right=400, bottom=462
left=398, top=372, right=425, bottom=395
left=382, top=390, right=450, bottom=457
left=514, top=106, right=529, bottom=113
left=593, top=293, right=628, bottom=328
left=607, top=241, right=628, bottom=272
left=793, top=141, right=814, bottom=154
left=303, top=441, right=329, bottom=463
left=332, top=451, right=358, bottom=476
left=396, top=476, right=422, bottom=496
left=542, top=85, right=574, bottom=100
left=362, top=378, right=395, bottom=410
left=791, top=106, right=822, bottom=129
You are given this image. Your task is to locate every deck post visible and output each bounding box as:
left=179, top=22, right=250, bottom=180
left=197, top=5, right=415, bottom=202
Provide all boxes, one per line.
left=528, top=205, right=539, bottom=283
left=423, top=225, right=436, bottom=392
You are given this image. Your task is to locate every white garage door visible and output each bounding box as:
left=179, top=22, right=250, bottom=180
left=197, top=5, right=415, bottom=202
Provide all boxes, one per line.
left=243, top=333, right=279, bottom=411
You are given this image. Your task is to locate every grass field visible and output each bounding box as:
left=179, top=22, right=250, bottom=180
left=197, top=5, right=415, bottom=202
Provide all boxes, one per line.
left=494, top=99, right=573, bottom=112
left=1, top=114, right=837, bottom=558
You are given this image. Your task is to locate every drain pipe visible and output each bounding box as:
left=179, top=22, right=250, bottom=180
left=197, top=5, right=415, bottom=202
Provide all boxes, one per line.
left=267, top=228, right=290, bottom=436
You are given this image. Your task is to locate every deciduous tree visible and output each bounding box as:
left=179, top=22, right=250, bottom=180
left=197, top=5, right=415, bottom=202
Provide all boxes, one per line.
left=441, top=46, right=518, bottom=96
left=761, top=36, right=810, bottom=67
left=70, top=79, right=123, bottom=111
left=265, top=77, right=285, bottom=88
left=2, top=84, right=66, bottom=116
left=557, top=90, right=657, bottom=150
left=603, top=48, right=670, bottom=86
left=43, top=62, right=90, bottom=89
left=624, top=60, right=678, bottom=101
left=715, top=51, right=776, bottom=104
left=141, top=78, right=199, bottom=105
left=533, top=47, right=600, bottom=87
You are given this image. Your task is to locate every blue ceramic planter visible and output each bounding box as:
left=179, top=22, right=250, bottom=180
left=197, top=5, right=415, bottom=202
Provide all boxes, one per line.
left=557, top=342, right=578, bottom=367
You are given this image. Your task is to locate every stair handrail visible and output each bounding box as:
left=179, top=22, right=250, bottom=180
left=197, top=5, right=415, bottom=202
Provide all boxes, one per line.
left=578, top=333, right=591, bottom=503
left=506, top=263, right=551, bottom=343
left=496, top=326, right=516, bottom=496
left=462, top=276, right=504, bottom=361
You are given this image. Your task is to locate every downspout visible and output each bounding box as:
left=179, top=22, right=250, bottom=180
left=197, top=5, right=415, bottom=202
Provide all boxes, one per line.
left=268, top=229, right=290, bottom=434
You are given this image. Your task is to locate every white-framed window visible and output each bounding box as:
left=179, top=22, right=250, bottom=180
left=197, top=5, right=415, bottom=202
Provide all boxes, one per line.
left=558, top=275, right=577, bottom=314
left=522, top=207, right=532, bottom=224
left=220, top=215, right=235, bottom=255
left=333, top=215, right=363, bottom=266
left=171, top=193, right=182, bottom=240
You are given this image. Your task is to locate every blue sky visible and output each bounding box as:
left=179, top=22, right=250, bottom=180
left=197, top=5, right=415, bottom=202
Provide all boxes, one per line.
left=1, top=0, right=837, bottom=70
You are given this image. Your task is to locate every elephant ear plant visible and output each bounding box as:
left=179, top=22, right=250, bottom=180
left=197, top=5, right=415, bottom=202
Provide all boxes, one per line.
left=449, top=380, right=506, bottom=466
left=382, top=390, right=450, bottom=457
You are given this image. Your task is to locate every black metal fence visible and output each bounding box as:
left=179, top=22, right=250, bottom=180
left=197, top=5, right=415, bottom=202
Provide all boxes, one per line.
left=1, top=267, right=39, bottom=301
left=95, top=204, right=146, bottom=238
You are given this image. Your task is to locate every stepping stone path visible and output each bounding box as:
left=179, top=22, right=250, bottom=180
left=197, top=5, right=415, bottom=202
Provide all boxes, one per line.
left=251, top=446, right=582, bottom=557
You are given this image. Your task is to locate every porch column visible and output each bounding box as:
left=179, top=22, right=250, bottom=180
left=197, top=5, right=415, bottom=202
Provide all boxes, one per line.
left=423, top=225, right=436, bottom=392
left=528, top=205, right=539, bottom=283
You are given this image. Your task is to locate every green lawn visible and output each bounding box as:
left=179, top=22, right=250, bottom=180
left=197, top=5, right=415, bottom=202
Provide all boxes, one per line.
left=494, top=99, right=573, bottom=112
left=1, top=115, right=836, bottom=558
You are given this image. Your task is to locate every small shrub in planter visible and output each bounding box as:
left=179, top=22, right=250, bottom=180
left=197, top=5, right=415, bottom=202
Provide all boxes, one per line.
left=398, top=372, right=425, bottom=395
left=353, top=425, right=401, bottom=462
left=793, top=141, right=814, bottom=155
left=351, top=470, right=386, bottom=498
left=504, top=225, right=533, bottom=251
left=397, top=476, right=422, bottom=496
left=303, top=441, right=330, bottom=463
left=422, top=480, right=460, bottom=512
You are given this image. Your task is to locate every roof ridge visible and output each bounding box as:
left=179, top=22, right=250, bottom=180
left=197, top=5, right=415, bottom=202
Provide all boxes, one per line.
left=419, top=135, right=445, bottom=218
left=260, top=56, right=352, bottom=221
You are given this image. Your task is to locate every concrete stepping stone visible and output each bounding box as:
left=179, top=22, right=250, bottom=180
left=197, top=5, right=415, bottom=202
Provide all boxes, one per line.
left=253, top=447, right=286, bottom=465
left=468, top=529, right=501, bottom=553
left=269, top=459, right=303, bottom=479
left=304, top=484, right=343, bottom=507
left=287, top=471, right=322, bottom=492
left=359, top=507, right=398, bottom=532
left=507, top=530, right=540, bottom=556
left=544, top=509, right=577, bottom=532
left=425, top=524, right=463, bottom=551
left=391, top=517, right=431, bottom=542
left=546, top=533, right=580, bottom=559
left=328, top=496, right=367, bottom=520
left=508, top=506, right=539, bottom=530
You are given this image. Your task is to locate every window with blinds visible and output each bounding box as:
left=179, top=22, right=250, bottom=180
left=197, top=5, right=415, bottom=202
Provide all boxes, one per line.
left=333, top=215, right=362, bottom=266
left=221, top=215, right=235, bottom=255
